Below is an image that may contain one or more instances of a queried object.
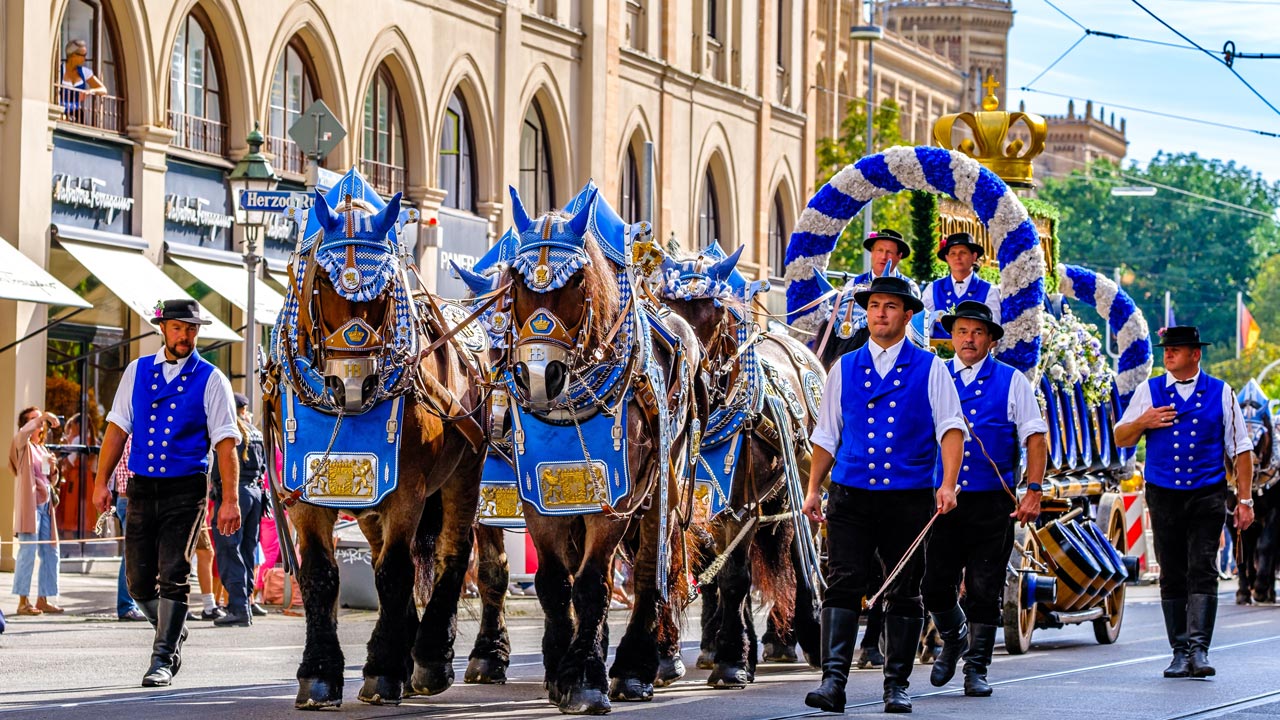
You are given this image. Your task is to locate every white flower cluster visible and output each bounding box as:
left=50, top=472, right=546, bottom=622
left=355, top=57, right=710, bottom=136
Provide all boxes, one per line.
left=1038, top=304, right=1115, bottom=408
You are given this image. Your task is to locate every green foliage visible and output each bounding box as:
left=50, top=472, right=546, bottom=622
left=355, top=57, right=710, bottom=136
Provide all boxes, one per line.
left=1249, top=254, right=1280, bottom=345
left=1039, top=153, right=1280, bottom=364
left=909, top=191, right=939, bottom=281
left=1208, top=340, right=1280, bottom=399
left=817, top=98, right=913, bottom=273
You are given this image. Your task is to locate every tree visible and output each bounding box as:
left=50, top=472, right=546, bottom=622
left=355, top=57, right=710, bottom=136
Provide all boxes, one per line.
left=816, top=98, right=913, bottom=273
left=1039, top=153, right=1280, bottom=364
left=1249, top=253, right=1280, bottom=345
left=1208, top=340, right=1280, bottom=399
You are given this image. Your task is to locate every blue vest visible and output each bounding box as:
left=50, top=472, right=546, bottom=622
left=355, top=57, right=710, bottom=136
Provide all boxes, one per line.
left=128, top=353, right=217, bottom=478
left=930, top=275, right=993, bottom=340
left=939, top=357, right=1019, bottom=492
left=1144, top=373, right=1226, bottom=490
left=832, top=340, right=938, bottom=490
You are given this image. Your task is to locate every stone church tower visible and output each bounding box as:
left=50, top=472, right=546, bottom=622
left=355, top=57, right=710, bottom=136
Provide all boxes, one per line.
left=885, top=0, right=1015, bottom=110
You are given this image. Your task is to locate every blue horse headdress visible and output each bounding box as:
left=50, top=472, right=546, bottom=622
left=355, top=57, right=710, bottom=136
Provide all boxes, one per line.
left=300, top=168, right=404, bottom=303
left=563, top=180, right=630, bottom=268
left=508, top=185, right=597, bottom=293
left=657, top=244, right=748, bottom=305
left=451, top=227, right=519, bottom=297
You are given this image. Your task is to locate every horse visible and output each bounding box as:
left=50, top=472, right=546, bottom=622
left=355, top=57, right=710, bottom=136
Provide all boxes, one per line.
left=652, top=244, right=825, bottom=687
left=1236, top=379, right=1279, bottom=604
left=261, top=170, right=487, bottom=709
left=497, top=186, right=703, bottom=714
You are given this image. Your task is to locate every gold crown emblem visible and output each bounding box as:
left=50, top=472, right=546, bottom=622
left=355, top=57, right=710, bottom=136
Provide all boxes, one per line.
left=932, top=77, right=1047, bottom=188
left=531, top=314, right=552, bottom=332
left=346, top=325, right=367, bottom=342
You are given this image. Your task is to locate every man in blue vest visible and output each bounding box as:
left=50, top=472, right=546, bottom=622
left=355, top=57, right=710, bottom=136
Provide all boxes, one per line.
left=922, top=301, right=1047, bottom=697
left=802, top=276, right=966, bottom=714
left=92, top=298, right=243, bottom=688
left=921, top=233, right=1001, bottom=342
left=1115, top=325, right=1254, bottom=679
left=852, top=229, right=919, bottom=293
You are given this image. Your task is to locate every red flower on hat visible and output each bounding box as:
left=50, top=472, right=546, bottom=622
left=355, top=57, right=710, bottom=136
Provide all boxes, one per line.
left=153, top=300, right=164, bottom=318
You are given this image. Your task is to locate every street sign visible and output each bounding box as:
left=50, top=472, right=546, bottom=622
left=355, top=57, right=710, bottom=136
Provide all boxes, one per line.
left=239, top=189, right=313, bottom=212
left=288, top=99, right=346, bottom=161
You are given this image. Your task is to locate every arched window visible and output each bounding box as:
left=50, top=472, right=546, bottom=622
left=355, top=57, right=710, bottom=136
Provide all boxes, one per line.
left=439, top=91, right=476, bottom=213
left=361, top=64, right=406, bottom=196
left=168, top=7, right=226, bottom=156
left=268, top=39, right=318, bottom=176
left=56, top=0, right=125, bottom=132
left=698, top=167, right=721, bottom=248
left=620, top=144, right=642, bottom=223
left=708, top=0, right=721, bottom=40
left=768, top=190, right=788, bottom=279
left=520, top=103, right=555, bottom=215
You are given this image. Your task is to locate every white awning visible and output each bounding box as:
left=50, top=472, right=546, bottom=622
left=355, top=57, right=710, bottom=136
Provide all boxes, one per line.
left=170, top=256, right=286, bottom=327
left=57, top=240, right=241, bottom=343
left=0, top=237, right=91, bottom=308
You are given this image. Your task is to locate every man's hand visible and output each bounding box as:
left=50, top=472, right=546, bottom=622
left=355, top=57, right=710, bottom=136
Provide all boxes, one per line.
left=802, top=490, right=826, bottom=525
left=217, top=499, right=242, bottom=536
left=1138, top=405, right=1177, bottom=430
left=1012, top=490, right=1042, bottom=524
left=936, top=485, right=958, bottom=514
left=92, top=481, right=112, bottom=515
left=1235, top=502, right=1255, bottom=532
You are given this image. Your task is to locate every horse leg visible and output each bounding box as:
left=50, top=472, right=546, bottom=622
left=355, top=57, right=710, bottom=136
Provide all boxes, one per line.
left=409, top=466, right=481, bottom=696
left=292, top=505, right=345, bottom=710
left=609, top=500, right=671, bottom=703
left=356, top=502, right=424, bottom=706
left=1238, top=522, right=1258, bottom=604
left=526, top=514, right=578, bottom=708
left=1255, top=504, right=1278, bottom=603
left=466, top=523, right=512, bottom=684
left=554, top=515, right=625, bottom=714
left=654, top=593, right=687, bottom=687
left=706, top=519, right=755, bottom=689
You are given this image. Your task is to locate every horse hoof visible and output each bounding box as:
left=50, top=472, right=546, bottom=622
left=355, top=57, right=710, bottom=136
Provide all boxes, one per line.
left=409, top=661, right=454, bottom=696
left=655, top=656, right=686, bottom=687
left=560, top=687, right=612, bottom=715
left=295, top=677, right=343, bottom=710
left=706, top=664, right=751, bottom=689
left=464, top=656, right=508, bottom=685
left=545, top=681, right=564, bottom=706
left=762, top=642, right=798, bottom=663
left=803, top=649, right=820, bottom=669
left=695, top=650, right=715, bottom=670
left=608, top=677, right=654, bottom=702
left=1237, top=591, right=1253, bottom=605
left=357, top=675, right=402, bottom=706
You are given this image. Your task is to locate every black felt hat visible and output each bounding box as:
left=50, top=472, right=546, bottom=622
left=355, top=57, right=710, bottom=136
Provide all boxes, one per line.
left=862, top=228, right=911, bottom=259
left=150, top=298, right=212, bottom=326
left=936, top=232, right=985, bottom=261
left=940, top=300, right=1004, bottom=341
left=854, top=275, right=924, bottom=313
left=1157, top=325, right=1210, bottom=347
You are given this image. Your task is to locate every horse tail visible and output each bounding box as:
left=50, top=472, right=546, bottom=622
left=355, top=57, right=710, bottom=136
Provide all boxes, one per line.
left=751, top=517, right=797, bottom=638
left=413, top=490, right=443, bottom=607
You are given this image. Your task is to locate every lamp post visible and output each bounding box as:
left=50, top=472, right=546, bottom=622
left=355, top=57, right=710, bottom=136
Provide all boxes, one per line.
left=228, top=123, right=279, bottom=414
left=852, top=7, right=884, bottom=273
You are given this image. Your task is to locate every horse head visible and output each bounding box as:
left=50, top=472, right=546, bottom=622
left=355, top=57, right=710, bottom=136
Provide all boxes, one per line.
left=1239, top=379, right=1276, bottom=478
left=655, top=242, right=750, bottom=349
left=506, top=186, right=621, bottom=411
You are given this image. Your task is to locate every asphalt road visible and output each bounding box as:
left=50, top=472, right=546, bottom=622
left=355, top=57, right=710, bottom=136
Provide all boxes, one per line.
left=1, top=575, right=1278, bottom=720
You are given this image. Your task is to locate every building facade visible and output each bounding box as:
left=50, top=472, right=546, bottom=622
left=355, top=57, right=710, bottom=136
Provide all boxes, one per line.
left=0, top=0, right=817, bottom=559
left=1033, top=99, right=1129, bottom=181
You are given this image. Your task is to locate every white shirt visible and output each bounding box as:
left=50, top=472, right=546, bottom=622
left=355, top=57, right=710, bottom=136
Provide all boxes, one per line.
left=810, top=336, right=968, bottom=454
left=922, top=272, right=1003, bottom=324
left=1116, top=370, right=1252, bottom=457
left=950, top=356, right=1049, bottom=443
left=106, top=349, right=242, bottom=448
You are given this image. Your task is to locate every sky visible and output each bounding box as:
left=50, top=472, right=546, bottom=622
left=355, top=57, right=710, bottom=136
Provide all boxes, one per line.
left=1005, top=0, right=1280, bottom=186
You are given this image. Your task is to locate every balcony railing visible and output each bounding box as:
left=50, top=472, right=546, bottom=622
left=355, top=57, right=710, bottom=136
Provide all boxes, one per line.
left=266, top=135, right=306, bottom=176
left=53, top=85, right=126, bottom=134
left=360, top=158, right=405, bottom=197
left=167, top=110, right=227, bottom=157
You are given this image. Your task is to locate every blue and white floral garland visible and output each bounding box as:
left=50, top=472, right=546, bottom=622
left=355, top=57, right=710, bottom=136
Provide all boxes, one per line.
left=1056, top=264, right=1152, bottom=409
left=785, top=145, right=1046, bottom=373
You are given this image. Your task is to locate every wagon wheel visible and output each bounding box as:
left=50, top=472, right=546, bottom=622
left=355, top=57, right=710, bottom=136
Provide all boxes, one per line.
left=1093, top=493, right=1127, bottom=645
left=1002, top=524, right=1038, bottom=655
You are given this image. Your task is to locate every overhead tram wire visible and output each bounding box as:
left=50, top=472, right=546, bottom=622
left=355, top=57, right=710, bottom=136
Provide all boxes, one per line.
left=1016, top=88, right=1280, bottom=139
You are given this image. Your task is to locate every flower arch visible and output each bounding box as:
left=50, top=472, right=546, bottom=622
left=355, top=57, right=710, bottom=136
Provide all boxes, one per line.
left=1057, top=264, right=1153, bottom=408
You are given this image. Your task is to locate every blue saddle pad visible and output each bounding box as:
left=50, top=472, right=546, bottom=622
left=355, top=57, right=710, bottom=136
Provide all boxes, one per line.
left=511, top=403, right=631, bottom=516
left=282, top=393, right=404, bottom=508
left=694, top=435, right=742, bottom=522
left=478, top=452, right=526, bottom=528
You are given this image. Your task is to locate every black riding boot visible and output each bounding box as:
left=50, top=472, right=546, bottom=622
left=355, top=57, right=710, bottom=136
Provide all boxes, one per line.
left=962, top=623, right=997, bottom=697
left=142, top=599, right=189, bottom=687
left=1187, top=594, right=1218, bottom=678
left=1161, top=598, right=1190, bottom=678
left=883, top=616, right=922, bottom=713
left=929, top=604, right=968, bottom=687
left=805, top=607, right=858, bottom=713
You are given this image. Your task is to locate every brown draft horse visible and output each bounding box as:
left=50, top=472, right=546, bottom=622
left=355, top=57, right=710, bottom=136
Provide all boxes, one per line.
left=503, top=191, right=703, bottom=714
left=262, top=184, right=485, bottom=709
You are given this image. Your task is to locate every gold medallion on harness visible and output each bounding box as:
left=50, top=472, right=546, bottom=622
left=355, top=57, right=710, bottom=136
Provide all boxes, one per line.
left=305, top=454, right=377, bottom=500
left=537, top=460, right=609, bottom=510
left=480, top=484, right=525, bottom=520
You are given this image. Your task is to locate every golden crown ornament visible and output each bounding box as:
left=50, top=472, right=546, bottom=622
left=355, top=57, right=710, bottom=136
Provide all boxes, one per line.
left=932, top=76, right=1048, bottom=188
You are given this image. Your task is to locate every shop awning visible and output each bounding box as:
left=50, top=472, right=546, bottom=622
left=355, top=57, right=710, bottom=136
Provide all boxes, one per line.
left=169, top=255, right=286, bottom=327
left=57, top=240, right=241, bottom=343
left=0, top=236, right=91, bottom=308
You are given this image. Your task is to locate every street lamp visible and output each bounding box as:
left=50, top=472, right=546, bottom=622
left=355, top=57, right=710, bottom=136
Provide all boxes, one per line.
left=1110, top=186, right=1158, bottom=197
left=852, top=6, right=884, bottom=273
left=227, top=123, right=279, bottom=415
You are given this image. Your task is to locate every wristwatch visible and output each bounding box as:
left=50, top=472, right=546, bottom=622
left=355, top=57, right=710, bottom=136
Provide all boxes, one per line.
left=1238, top=497, right=1255, bottom=508
left=1026, top=482, right=1043, bottom=492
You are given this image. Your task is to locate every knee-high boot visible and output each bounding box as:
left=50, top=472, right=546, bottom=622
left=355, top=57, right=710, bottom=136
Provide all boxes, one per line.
left=1161, top=598, right=1190, bottom=678
left=1187, top=594, right=1218, bottom=678
left=929, top=604, right=968, bottom=687
left=142, top=599, right=190, bottom=687
left=883, top=615, right=923, bottom=713
left=962, top=623, right=997, bottom=697
left=804, top=607, right=859, bottom=713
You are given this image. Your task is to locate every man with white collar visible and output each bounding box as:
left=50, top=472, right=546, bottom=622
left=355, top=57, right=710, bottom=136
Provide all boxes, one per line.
left=1115, top=325, right=1253, bottom=680
left=852, top=229, right=919, bottom=294
left=802, top=276, right=965, bottom=714
left=92, top=299, right=242, bottom=688
left=921, top=233, right=1001, bottom=341
left=922, top=301, right=1046, bottom=698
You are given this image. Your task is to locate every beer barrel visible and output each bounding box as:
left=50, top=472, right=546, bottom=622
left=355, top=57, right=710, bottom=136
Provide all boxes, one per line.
left=1035, top=514, right=1102, bottom=611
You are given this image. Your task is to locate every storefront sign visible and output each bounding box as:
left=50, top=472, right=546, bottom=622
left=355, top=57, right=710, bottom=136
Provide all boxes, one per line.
left=52, top=174, right=134, bottom=224
left=435, top=209, right=490, bottom=298
left=165, top=159, right=232, bottom=250
left=165, top=195, right=234, bottom=232
left=51, top=132, right=133, bottom=234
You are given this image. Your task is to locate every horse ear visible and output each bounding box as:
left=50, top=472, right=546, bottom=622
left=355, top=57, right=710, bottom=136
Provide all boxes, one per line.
left=708, top=245, right=745, bottom=282
left=451, top=260, right=495, bottom=296
left=372, top=193, right=402, bottom=240
left=509, top=186, right=532, bottom=234
left=312, top=190, right=340, bottom=234
left=568, top=187, right=597, bottom=238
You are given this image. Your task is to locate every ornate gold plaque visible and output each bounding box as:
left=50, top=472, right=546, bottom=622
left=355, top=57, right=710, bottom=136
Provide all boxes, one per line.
left=480, top=484, right=525, bottom=520
left=305, top=453, right=377, bottom=500
left=537, top=460, right=609, bottom=510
